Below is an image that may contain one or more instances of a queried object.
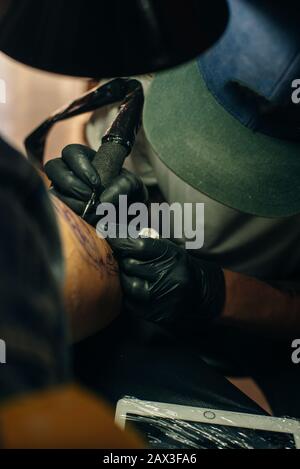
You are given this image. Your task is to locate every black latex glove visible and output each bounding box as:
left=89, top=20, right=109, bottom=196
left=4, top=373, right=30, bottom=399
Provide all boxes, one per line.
left=44, top=144, right=148, bottom=226
left=107, top=235, right=226, bottom=331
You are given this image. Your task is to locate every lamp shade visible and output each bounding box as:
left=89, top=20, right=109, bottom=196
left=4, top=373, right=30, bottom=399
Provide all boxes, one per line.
left=0, top=0, right=229, bottom=77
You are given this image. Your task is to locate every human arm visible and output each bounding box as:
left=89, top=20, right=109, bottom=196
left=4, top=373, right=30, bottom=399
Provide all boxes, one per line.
left=106, top=235, right=300, bottom=339
left=51, top=195, right=121, bottom=342
left=221, top=270, right=300, bottom=338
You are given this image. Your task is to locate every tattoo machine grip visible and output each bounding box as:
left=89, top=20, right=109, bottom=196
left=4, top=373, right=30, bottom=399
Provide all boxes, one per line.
left=92, top=81, right=144, bottom=189
left=92, top=142, right=128, bottom=189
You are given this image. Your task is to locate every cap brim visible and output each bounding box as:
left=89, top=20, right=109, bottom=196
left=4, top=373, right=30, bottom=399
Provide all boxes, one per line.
left=143, top=61, right=300, bottom=218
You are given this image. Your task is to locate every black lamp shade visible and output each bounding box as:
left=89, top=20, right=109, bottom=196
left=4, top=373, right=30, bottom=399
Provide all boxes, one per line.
left=0, top=0, right=229, bottom=77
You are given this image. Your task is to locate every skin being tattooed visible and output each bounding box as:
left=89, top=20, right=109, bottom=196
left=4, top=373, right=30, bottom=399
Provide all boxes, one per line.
left=51, top=195, right=121, bottom=342
left=52, top=195, right=117, bottom=277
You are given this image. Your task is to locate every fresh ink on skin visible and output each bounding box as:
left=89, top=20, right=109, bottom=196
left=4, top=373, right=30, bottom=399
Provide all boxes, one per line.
left=52, top=197, right=118, bottom=277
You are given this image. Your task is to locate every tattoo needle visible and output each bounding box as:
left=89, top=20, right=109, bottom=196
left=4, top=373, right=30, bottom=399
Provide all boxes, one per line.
left=82, top=191, right=97, bottom=220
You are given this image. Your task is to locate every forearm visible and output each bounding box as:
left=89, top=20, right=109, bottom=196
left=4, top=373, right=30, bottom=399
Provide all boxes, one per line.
left=221, top=270, right=300, bottom=338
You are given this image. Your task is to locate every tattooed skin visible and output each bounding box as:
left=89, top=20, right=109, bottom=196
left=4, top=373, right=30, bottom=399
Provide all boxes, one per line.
left=52, top=196, right=118, bottom=277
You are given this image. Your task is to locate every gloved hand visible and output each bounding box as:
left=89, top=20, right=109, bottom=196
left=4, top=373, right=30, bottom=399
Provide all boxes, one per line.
left=45, top=144, right=148, bottom=226
left=107, top=235, right=226, bottom=331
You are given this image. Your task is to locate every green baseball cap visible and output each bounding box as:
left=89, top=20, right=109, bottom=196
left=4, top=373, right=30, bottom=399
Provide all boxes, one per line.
left=143, top=1, right=300, bottom=218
